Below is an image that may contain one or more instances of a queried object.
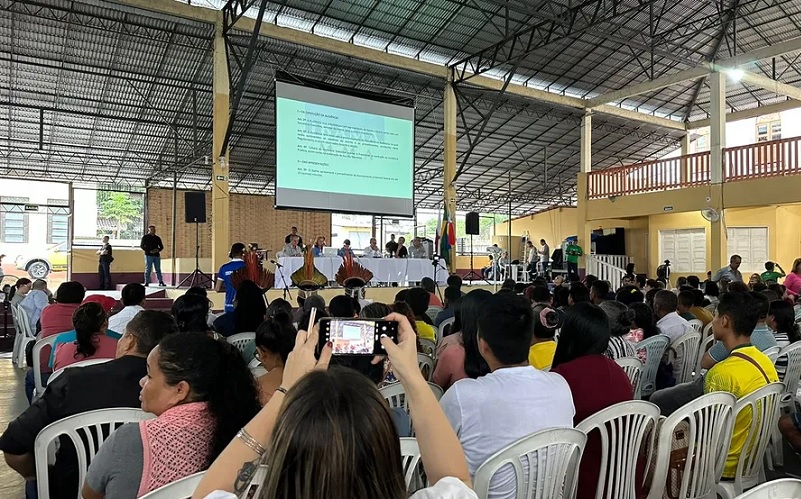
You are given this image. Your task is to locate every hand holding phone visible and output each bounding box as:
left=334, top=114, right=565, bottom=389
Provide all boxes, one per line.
left=318, top=318, right=399, bottom=356
left=378, top=313, right=423, bottom=385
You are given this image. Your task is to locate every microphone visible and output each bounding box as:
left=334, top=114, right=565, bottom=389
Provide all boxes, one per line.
left=270, top=259, right=284, bottom=268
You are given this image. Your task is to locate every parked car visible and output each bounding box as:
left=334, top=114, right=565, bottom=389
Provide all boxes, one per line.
left=15, top=241, right=69, bottom=279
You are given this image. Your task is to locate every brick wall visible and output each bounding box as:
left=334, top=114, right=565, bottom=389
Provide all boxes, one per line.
left=146, top=188, right=331, bottom=259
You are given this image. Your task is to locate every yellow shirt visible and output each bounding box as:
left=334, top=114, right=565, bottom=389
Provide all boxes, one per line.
left=704, top=345, right=778, bottom=478
left=529, top=341, right=556, bottom=370
left=415, top=321, right=436, bottom=343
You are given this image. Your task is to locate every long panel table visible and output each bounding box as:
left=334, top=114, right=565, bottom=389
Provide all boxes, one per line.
left=275, top=257, right=447, bottom=288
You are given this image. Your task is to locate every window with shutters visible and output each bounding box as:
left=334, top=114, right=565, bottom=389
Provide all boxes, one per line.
left=47, top=199, right=69, bottom=244
left=0, top=197, right=29, bottom=243
left=659, top=228, right=706, bottom=273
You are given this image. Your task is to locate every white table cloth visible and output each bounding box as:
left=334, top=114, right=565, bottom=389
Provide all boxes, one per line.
left=275, top=257, right=447, bottom=288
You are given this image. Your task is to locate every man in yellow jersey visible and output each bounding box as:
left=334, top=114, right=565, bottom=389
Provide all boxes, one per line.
left=704, top=292, right=778, bottom=479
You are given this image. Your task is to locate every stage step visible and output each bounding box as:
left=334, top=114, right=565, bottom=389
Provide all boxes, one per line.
left=143, top=297, right=173, bottom=312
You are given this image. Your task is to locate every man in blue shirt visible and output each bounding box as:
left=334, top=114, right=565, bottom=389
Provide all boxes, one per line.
left=214, top=242, right=246, bottom=313
left=19, top=279, right=50, bottom=331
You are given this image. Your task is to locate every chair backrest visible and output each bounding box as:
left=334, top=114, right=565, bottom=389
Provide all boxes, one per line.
left=687, top=319, right=703, bottom=333
left=646, top=392, right=736, bottom=499
left=575, top=400, right=661, bottom=499
left=701, top=321, right=714, bottom=343
left=400, top=437, right=424, bottom=493
left=636, top=335, right=670, bottom=397
left=380, top=383, right=409, bottom=413
left=425, top=306, right=442, bottom=323
left=614, top=357, right=643, bottom=399
left=226, top=332, right=256, bottom=355
left=417, top=353, right=434, bottom=381
left=138, top=470, right=206, bottom=498
left=732, top=478, right=801, bottom=498
left=669, top=330, right=701, bottom=384
left=34, top=408, right=154, bottom=499
left=15, top=305, right=35, bottom=338
left=730, top=382, right=784, bottom=494
left=776, top=341, right=801, bottom=398
left=47, top=358, right=114, bottom=385
left=473, top=428, right=587, bottom=499
left=438, top=317, right=455, bottom=343
left=694, top=335, right=715, bottom=381
left=418, top=338, right=437, bottom=360
left=428, top=382, right=444, bottom=401
left=762, top=346, right=781, bottom=364
left=32, top=333, right=68, bottom=396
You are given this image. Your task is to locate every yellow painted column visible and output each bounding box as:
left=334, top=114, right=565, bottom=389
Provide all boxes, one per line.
left=709, top=71, right=727, bottom=273
left=443, top=75, right=457, bottom=273
left=212, top=20, right=231, bottom=273
left=577, top=111, right=592, bottom=273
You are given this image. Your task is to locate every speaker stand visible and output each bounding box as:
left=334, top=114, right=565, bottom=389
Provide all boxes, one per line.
left=178, top=220, right=213, bottom=289
left=461, top=234, right=489, bottom=284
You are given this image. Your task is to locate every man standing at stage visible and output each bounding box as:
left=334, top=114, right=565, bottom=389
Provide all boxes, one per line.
left=215, top=243, right=246, bottom=313
left=140, top=225, right=165, bottom=287
left=284, top=226, right=303, bottom=247
left=385, top=234, right=399, bottom=257
left=96, top=236, right=113, bottom=290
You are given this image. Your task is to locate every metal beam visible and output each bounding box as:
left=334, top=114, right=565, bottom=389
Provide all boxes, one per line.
left=738, top=70, right=801, bottom=102
left=688, top=98, right=800, bottom=129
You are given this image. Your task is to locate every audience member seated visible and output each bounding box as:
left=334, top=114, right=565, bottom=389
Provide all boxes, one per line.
left=9, top=277, right=32, bottom=307
left=435, top=286, right=461, bottom=328
left=690, top=289, right=714, bottom=325
left=83, top=333, right=261, bottom=498
left=440, top=293, right=574, bottom=498
left=421, top=277, right=443, bottom=308
left=171, top=294, right=214, bottom=335
left=293, top=293, right=325, bottom=323
left=19, top=279, right=50, bottom=332
left=194, top=313, right=475, bottom=499
left=108, top=283, right=146, bottom=333
left=599, top=301, right=636, bottom=360
left=328, top=295, right=359, bottom=318
left=615, top=285, right=644, bottom=306
left=551, top=302, right=635, bottom=499
left=447, top=274, right=465, bottom=296
left=185, top=286, right=219, bottom=327
left=53, top=302, right=117, bottom=370
left=705, top=293, right=778, bottom=480
left=677, top=290, right=698, bottom=321
left=254, top=312, right=296, bottom=405
left=653, top=290, right=689, bottom=341
left=568, top=283, right=590, bottom=306
left=554, top=286, right=571, bottom=310
left=589, top=280, right=609, bottom=305
left=526, top=285, right=552, bottom=307
left=213, top=280, right=267, bottom=337
left=432, top=291, right=492, bottom=390
left=704, top=281, right=720, bottom=312
left=528, top=305, right=559, bottom=369
left=405, top=287, right=436, bottom=342
left=686, top=275, right=701, bottom=289
left=625, top=302, right=659, bottom=346
left=0, top=311, right=178, bottom=499
left=767, top=299, right=800, bottom=379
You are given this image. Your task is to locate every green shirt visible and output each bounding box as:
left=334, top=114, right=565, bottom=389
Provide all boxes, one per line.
left=761, top=271, right=783, bottom=283
left=565, top=244, right=583, bottom=264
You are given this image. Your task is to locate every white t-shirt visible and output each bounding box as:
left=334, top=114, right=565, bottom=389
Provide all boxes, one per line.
left=108, top=305, right=144, bottom=334
left=441, top=366, right=575, bottom=499
left=204, top=477, right=477, bottom=499
left=656, top=311, right=690, bottom=342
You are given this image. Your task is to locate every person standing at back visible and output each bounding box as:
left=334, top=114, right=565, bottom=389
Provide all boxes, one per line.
left=565, top=240, right=583, bottom=279
left=140, top=225, right=165, bottom=287
left=96, top=235, right=113, bottom=290
left=538, top=239, right=550, bottom=277
left=713, top=255, right=743, bottom=283
left=284, top=226, right=303, bottom=247
left=215, top=243, right=246, bottom=313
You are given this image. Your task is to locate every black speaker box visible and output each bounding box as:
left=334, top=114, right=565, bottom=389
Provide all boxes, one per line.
left=465, top=211, right=480, bottom=235
left=184, top=191, right=207, bottom=223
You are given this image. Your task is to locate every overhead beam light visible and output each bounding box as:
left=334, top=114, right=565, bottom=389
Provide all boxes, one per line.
left=726, top=68, right=745, bottom=81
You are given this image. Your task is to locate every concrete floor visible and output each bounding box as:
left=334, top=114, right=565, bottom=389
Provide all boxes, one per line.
left=0, top=357, right=29, bottom=498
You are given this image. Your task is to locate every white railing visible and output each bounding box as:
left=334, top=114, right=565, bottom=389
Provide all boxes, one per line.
left=586, top=255, right=631, bottom=291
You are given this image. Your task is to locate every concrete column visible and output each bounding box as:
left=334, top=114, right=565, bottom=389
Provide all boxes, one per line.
left=443, top=76, right=457, bottom=273
left=709, top=72, right=727, bottom=272
left=577, top=110, right=592, bottom=272
left=680, top=132, right=690, bottom=184
left=211, top=21, right=231, bottom=273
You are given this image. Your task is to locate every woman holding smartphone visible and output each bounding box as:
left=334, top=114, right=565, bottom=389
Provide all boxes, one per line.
left=194, top=312, right=476, bottom=499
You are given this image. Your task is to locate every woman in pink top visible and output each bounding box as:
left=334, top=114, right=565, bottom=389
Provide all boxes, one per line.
left=53, top=302, right=118, bottom=371
left=432, top=290, right=491, bottom=390
left=784, top=258, right=801, bottom=298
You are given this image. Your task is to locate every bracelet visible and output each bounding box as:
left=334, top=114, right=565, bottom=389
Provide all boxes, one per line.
left=236, top=428, right=267, bottom=456
left=275, top=386, right=288, bottom=395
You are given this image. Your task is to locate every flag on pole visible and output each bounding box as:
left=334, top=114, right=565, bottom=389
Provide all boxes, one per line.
left=439, top=203, right=455, bottom=267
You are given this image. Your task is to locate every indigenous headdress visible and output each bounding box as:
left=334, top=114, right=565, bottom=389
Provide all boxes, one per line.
left=290, top=248, right=327, bottom=291
left=230, top=250, right=275, bottom=292
left=335, top=253, right=373, bottom=297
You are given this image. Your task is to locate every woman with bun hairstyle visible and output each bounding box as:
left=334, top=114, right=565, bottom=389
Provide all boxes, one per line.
left=598, top=300, right=636, bottom=360
left=83, top=333, right=260, bottom=498
left=528, top=304, right=560, bottom=369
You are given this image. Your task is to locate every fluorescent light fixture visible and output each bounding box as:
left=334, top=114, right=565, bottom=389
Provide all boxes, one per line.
left=726, top=68, right=745, bottom=81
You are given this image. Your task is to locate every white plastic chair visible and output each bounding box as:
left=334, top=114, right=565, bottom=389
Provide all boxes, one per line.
left=668, top=330, right=701, bottom=384
left=575, top=400, right=661, bottom=499
left=425, top=306, right=442, bottom=324
left=428, top=382, right=444, bottom=400
left=717, top=382, right=784, bottom=499
left=226, top=332, right=256, bottom=356
left=34, top=408, right=154, bottom=499
left=418, top=338, right=437, bottom=360
left=138, top=470, right=206, bottom=498
left=438, top=317, right=455, bottom=343
left=646, top=392, right=736, bottom=499
left=380, top=383, right=409, bottom=413
left=687, top=319, right=703, bottom=333
left=47, top=358, right=114, bottom=385
left=694, top=335, right=715, bottom=381
left=32, top=333, right=68, bottom=398
left=732, top=478, right=801, bottom=498
left=701, top=321, right=714, bottom=343
left=14, top=305, right=36, bottom=369
left=473, top=428, right=587, bottom=499
left=762, top=346, right=781, bottom=364
left=767, top=341, right=801, bottom=469
left=614, top=356, right=643, bottom=399
left=9, top=303, right=23, bottom=367
left=400, top=437, right=424, bottom=493
left=417, top=353, right=434, bottom=381
left=637, top=335, right=670, bottom=398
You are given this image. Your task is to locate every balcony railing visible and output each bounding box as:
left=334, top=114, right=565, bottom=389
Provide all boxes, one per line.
left=587, top=135, right=801, bottom=199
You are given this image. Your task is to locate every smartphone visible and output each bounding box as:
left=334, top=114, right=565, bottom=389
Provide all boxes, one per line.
left=319, top=318, right=399, bottom=356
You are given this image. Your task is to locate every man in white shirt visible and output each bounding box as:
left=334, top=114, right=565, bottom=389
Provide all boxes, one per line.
left=526, top=241, right=539, bottom=280
left=538, top=239, right=550, bottom=276
left=409, top=237, right=426, bottom=259
left=19, top=279, right=50, bottom=330
left=712, top=254, right=743, bottom=283
left=440, top=293, right=575, bottom=498
left=653, top=290, right=690, bottom=341
left=363, top=238, right=382, bottom=258
left=109, top=283, right=146, bottom=333
left=283, top=235, right=303, bottom=257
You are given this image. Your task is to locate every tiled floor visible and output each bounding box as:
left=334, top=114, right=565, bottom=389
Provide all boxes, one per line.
left=0, top=358, right=28, bottom=498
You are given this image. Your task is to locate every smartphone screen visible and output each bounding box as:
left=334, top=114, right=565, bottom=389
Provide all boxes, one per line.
left=329, top=319, right=375, bottom=355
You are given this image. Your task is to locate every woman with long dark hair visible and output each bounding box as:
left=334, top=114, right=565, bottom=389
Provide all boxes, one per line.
left=598, top=300, right=636, bottom=360
left=52, top=302, right=117, bottom=370
left=171, top=294, right=213, bottom=334
left=551, top=303, right=634, bottom=499
left=83, top=333, right=260, bottom=498
left=626, top=302, right=659, bottom=344
left=432, top=290, right=492, bottom=390
left=212, top=280, right=267, bottom=337
left=254, top=311, right=297, bottom=405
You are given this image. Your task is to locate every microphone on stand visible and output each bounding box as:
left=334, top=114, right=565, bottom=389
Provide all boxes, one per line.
left=270, top=259, right=284, bottom=268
